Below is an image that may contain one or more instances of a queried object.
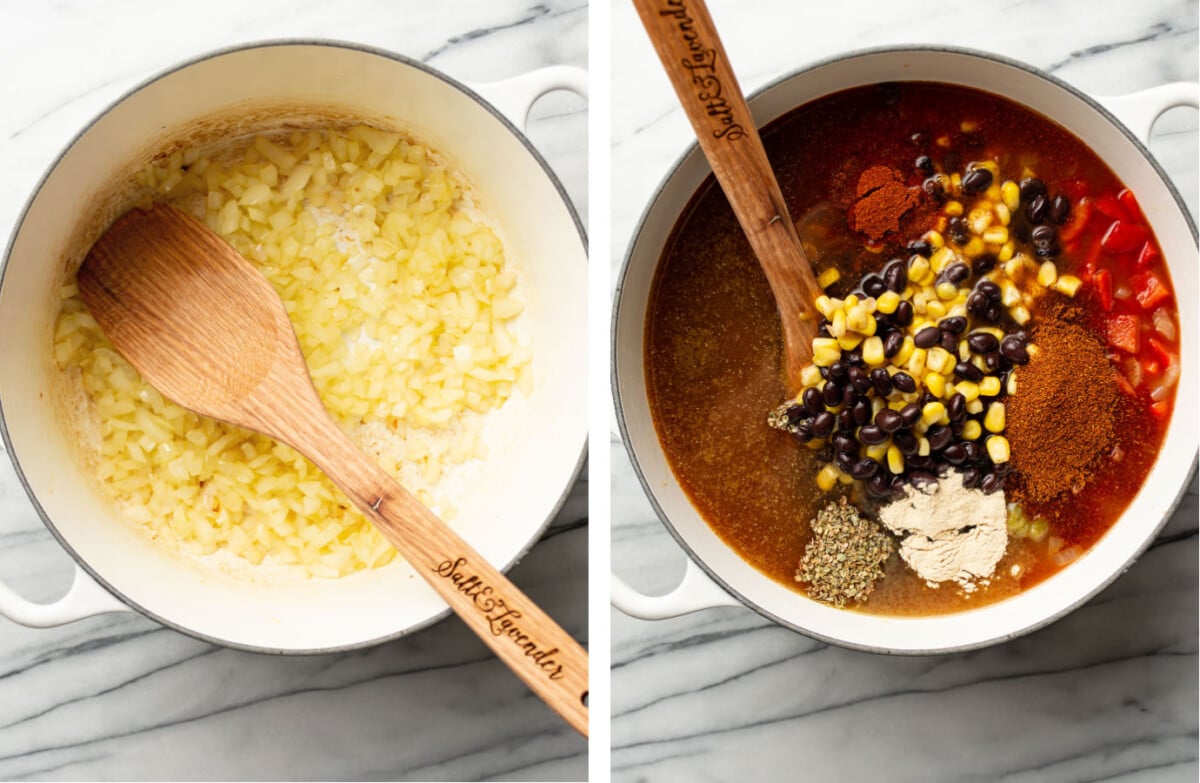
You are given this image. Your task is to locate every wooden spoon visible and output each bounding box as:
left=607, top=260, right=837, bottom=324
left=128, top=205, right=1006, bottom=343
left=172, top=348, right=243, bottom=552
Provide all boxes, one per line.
left=632, top=0, right=823, bottom=391
left=77, top=203, right=588, bottom=736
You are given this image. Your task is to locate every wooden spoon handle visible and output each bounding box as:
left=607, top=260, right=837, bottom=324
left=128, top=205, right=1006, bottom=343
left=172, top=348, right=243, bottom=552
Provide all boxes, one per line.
left=632, top=0, right=823, bottom=389
left=296, top=413, right=588, bottom=736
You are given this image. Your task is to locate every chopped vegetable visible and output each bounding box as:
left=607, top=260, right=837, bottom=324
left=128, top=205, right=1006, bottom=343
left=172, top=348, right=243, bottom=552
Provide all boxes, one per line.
left=1131, top=270, right=1170, bottom=310
left=1106, top=314, right=1140, bottom=354
left=1093, top=268, right=1113, bottom=311
left=1100, top=220, right=1151, bottom=254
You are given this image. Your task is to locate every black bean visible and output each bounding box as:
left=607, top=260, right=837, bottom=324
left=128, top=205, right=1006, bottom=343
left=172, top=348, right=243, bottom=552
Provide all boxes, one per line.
left=1019, top=177, right=1046, bottom=202
left=866, top=472, right=892, bottom=498
left=862, top=273, right=887, bottom=298
left=832, top=431, right=857, bottom=453
left=1000, top=335, right=1030, bottom=364
left=893, top=300, right=914, bottom=327
left=828, top=361, right=848, bottom=382
left=940, top=316, right=968, bottom=335
left=849, top=365, right=874, bottom=394
left=984, top=351, right=1003, bottom=372
left=906, top=241, right=933, bottom=258
left=893, top=429, right=918, bottom=456
left=899, top=402, right=923, bottom=427
left=854, top=398, right=873, bottom=427
left=967, top=332, right=999, bottom=354
left=781, top=403, right=808, bottom=427
left=928, top=424, right=953, bottom=451
left=1049, top=194, right=1071, bottom=225
left=922, top=177, right=946, bottom=203
left=811, top=411, right=835, bottom=438
left=792, top=419, right=813, bottom=442
left=802, top=387, right=823, bottom=416
left=817, top=319, right=831, bottom=338
left=909, top=471, right=938, bottom=490
left=938, top=330, right=958, bottom=354
left=822, top=380, right=842, bottom=407
left=961, top=467, right=982, bottom=489
left=845, top=351, right=865, bottom=367
left=858, top=424, right=888, bottom=445
left=915, top=155, right=934, bottom=176
left=870, top=368, right=893, bottom=396
left=962, top=167, right=993, bottom=195
left=842, top=384, right=857, bottom=407
left=948, top=215, right=970, bottom=244
left=818, top=365, right=830, bottom=380
left=980, top=472, right=1004, bottom=494
left=993, top=461, right=1012, bottom=477
left=984, top=303, right=1003, bottom=323
left=940, top=263, right=970, bottom=286
left=883, top=258, right=908, bottom=292
left=943, top=443, right=968, bottom=465
left=1026, top=193, right=1050, bottom=223
left=874, top=408, right=903, bottom=434
left=892, top=371, right=917, bottom=394
left=1031, top=223, right=1057, bottom=245
left=967, top=292, right=989, bottom=317
left=835, top=450, right=856, bottom=473
left=976, top=280, right=1001, bottom=301
left=883, top=329, right=905, bottom=358
left=972, top=253, right=997, bottom=276
left=907, top=453, right=932, bottom=470
left=954, top=361, right=984, bottom=382
left=914, top=326, right=941, bottom=349
left=947, top=393, right=966, bottom=422
left=851, top=458, right=879, bottom=480
left=838, top=408, right=856, bottom=433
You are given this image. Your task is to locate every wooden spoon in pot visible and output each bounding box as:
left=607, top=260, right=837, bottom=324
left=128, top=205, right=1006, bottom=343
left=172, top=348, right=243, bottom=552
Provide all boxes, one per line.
left=632, top=0, right=823, bottom=391
left=77, top=204, right=588, bottom=736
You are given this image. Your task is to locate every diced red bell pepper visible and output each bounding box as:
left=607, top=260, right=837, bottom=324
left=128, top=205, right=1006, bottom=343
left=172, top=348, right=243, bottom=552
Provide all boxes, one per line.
left=1106, top=314, right=1140, bottom=354
left=1061, top=179, right=1089, bottom=200
left=1150, top=401, right=1170, bottom=420
left=1142, top=356, right=1161, bottom=376
left=1093, top=193, right=1132, bottom=222
left=1118, top=188, right=1143, bottom=222
left=1135, top=241, right=1160, bottom=269
left=1093, top=268, right=1113, bottom=311
left=1131, top=270, right=1171, bottom=310
left=1148, top=336, right=1174, bottom=368
left=1114, top=370, right=1137, bottom=397
left=1100, top=220, right=1151, bottom=254
left=1058, top=197, right=1091, bottom=242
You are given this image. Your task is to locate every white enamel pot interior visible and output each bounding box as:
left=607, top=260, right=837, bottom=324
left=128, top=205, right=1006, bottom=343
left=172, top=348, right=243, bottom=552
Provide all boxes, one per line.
left=613, top=46, right=1197, bottom=654
left=0, top=41, right=587, bottom=652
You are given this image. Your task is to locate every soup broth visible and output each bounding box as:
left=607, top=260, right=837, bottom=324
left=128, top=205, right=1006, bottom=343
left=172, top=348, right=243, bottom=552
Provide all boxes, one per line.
left=645, top=82, right=1177, bottom=616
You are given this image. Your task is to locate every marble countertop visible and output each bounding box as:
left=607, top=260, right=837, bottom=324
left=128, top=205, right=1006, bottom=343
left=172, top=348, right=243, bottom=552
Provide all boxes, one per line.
left=610, top=1, right=1198, bottom=781
left=0, top=1, right=587, bottom=780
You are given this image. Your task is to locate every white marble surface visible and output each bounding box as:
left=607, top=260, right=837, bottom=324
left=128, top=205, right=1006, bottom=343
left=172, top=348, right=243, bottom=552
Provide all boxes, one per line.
left=610, top=1, right=1198, bottom=781
left=0, top=1, right=587, bottom=780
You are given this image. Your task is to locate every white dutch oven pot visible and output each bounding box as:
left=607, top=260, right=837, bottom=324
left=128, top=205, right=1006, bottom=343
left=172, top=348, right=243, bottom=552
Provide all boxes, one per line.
left=612, top=47, right=1197, bottom=654
left=0, top=41, right=587, bottom=653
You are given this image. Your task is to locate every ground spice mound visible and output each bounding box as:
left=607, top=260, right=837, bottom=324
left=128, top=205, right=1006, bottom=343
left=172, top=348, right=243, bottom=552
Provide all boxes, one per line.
left=796, top=495, right=893, bottom=606
left=1006, top=306, right=1120, bottom=504
left=849, top=165, right=919, bottom=240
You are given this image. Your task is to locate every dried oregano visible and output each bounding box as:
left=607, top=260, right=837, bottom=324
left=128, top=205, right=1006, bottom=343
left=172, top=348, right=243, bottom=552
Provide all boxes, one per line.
left=796, top=496, right=893, bottom=607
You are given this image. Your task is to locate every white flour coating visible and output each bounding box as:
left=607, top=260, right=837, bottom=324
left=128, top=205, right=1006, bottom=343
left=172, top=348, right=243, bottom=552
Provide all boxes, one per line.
left=878, top=478, right=1008, bottom=590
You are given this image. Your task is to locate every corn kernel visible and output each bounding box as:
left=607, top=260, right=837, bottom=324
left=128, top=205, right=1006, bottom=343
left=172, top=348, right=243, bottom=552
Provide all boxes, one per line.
left=944, top=200, right=964, bottom=217
left=998, top=240, right=1015, bottom=262
left=933, top=281, right=957, bottom=301
left=1007, top=370, right=1018, bottom=395
left=844, top=294, right=859, bottom=309
left=818, top=267, right=841, bottom=288
left=950, top=173, right=962, bottom=195
left=984, top=401, right=1006, bottom=433
left=985, top=183, right=1002, bottom=203
left=838, top=333, right=864, bottom=351
left=995, top=202, right=1012, bottom=227
left=966, top=398, right=984, bottom=415
left=1037, top=260, right=1058, bottom=287
left=1011, top=304, right=1031, bottom=325
left=1001, top=181, right=1020, bottom=211
left=799, top=364, right=823, bottom=388
left=1054, top=275, right=1083, bottom=297
left=812, top=338, right=842, bottom=367
left=925, top=230, right=945, bottom=250
left=925, top=299, right=947, bottom=319
left=978, top=376, right=1001, bottom=397
left=928, top=247, right=954, bottom=275
left=862, top=336, right=886, bottom=366
left=955, top=380, right=980, bottom=402
left=909, top=255, right=931, bottom=283
left=876, top=290, right=900, bottom=314
left=893, top=336, right=915, bottom=366
left=958, top=340, right=972, bottom=362
left=926, top=346, right=954, bottom=374
left=986, top=435, right=1011, bottom=463
left=961, top=119, right=980, bottom=133
left=982, top=226, right=1009, bottom=245
left=969, top=207, right=994, bottom=235
left=816, top=463, right=840, bottom=491
left=846, top=305, right=870, bottom=334
left=921, top=401, right=947, bottom=425
left=828, top=308, right=847, bottom=338
left=925, top=372, right=947, bottom=398
left=1001, top=282, right=1021, bottom=307
left=917, top=436, right=931, bottom=457
left=907, top=347, right=927, bottom=376
left=963, top=237, right=985, bottom=257
left=887, top=445, right=904, bottom=475
left=815, top=295, right=836, bottom=318
left=962, top=420, right=982, bottom=440
left=866, top=442, right=889, bottom=461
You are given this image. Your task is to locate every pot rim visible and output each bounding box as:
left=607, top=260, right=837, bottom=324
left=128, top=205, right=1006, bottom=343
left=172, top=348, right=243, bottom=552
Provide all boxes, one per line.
left=0, top=38, right=587, bottom=655
left=612, top=43, right=1198, bottom=655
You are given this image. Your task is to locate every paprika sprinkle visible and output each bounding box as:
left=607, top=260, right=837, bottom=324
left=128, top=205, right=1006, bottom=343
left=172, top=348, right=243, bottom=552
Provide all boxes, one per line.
left=849, top=165, right=919, bottom=240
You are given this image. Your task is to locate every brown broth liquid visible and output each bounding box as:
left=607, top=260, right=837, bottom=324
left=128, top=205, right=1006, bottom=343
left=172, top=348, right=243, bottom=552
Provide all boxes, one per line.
left=645, top=82, right=1173, bottom=616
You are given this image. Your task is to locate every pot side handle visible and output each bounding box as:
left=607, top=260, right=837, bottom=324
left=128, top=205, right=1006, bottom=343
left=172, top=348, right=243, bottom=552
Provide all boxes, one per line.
left=468, top=65, right=588, bottom=131
left=612, top=557, right=741, bottom=620
left=0, top=563, right=129, bottom=628
left=1095, top=82, right=1199, bottom=144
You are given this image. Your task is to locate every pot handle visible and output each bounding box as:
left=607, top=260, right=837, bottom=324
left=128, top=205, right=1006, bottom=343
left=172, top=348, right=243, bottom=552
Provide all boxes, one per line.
left=468, top=65, right=588, bottom=131
left=612, top=557, right=742, bottom=620
left=0, top=563, right=130, bottom=627
left=1096, top=82, right=1199, bottom=144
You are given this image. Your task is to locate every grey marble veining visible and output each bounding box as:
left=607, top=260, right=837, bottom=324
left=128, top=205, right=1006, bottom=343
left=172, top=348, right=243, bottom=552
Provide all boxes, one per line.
left=0, top=1, right=587, bottom=780
left=610, top=1, right=1198, bottom=781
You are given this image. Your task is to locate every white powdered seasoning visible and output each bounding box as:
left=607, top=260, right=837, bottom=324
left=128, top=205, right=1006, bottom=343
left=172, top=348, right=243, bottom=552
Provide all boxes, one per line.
left=878, top=477, right=1007, bottom=590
